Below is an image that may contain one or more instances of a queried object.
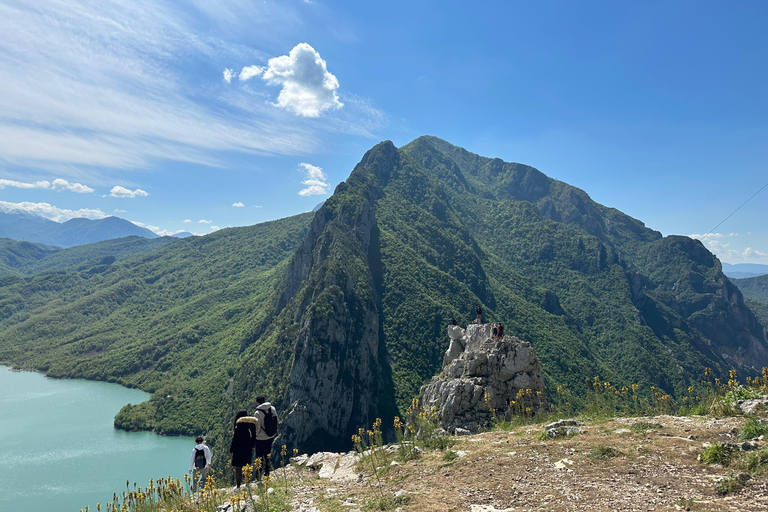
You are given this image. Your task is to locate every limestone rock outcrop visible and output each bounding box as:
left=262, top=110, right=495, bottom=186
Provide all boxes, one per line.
left=418, top=323, right=544, bottom=433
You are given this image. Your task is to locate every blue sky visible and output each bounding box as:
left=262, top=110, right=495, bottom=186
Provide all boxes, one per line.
left=2, top=1, right=768, bottom=263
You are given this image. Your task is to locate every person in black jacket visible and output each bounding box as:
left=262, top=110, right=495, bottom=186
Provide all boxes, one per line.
left=229, top=410, right=257, bottom=489
left=475, top=306, right=482, bottom=324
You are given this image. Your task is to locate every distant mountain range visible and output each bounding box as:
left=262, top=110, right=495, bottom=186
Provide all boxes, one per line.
left=721, top=262, right=768, bottom=279
left=0, top=209, right=158, bottom=248
left=1, top=136, right=766, bottom=458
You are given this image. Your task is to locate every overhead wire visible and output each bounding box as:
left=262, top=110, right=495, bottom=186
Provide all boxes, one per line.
left=698, top=179, right=768, bottom=242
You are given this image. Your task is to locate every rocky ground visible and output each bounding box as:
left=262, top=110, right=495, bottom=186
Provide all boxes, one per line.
left=270, top=415, right=767, bottom=512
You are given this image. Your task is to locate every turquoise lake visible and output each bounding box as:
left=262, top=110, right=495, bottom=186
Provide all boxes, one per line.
left=0, top=366, right=194, bottom=512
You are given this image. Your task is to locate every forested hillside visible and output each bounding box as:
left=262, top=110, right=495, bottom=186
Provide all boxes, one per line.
left=732, top=274, right=768, bottom=328
left=1, top=137, right=766, bottom=459
left=0, top=214, right=314, bottom=443
left=0, top=236, right=178, bottom=277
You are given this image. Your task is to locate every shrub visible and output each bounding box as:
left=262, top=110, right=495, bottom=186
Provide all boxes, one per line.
left=589, top=445, right=620, bottom=460
left=442, top=450, right=459, bottom=463
left=630, top=421, right=662, bottom=434
left=738, top=418, right=768, bottom=441
left=740, top=448, right=768, bottom=474
left=714, top=475, right=741, bottom=496
left=698, top=442, right=738, bottom=466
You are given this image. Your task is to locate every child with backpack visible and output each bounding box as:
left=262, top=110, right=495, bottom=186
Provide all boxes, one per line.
left=253, top=395, right=279, bottom=479
left=189, top=435, right=212, bottom=492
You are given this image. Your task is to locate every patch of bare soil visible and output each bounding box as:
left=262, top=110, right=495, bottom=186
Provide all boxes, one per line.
left=287, top=415, right=768, bottom=512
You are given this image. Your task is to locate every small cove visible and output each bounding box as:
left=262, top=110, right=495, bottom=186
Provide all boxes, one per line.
left=0, top=366, right=194, bottom=512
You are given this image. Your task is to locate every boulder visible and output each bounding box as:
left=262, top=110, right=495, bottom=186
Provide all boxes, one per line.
left=418, top=323, right=544, bottom=432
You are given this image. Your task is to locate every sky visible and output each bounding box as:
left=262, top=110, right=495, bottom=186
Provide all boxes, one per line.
left=2, top=1, right=768, bottom=263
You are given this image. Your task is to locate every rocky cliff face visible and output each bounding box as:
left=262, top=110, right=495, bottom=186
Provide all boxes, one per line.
left=270, top=144, right=396, bottom=455
left=419, top=324, right=544, bottom=433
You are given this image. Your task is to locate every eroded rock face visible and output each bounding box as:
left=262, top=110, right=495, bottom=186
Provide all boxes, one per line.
left=419, top=323, right=544, bottom=433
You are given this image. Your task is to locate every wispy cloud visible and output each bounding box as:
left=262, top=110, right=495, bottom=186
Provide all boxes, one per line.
left=111, top=186, right=149, bottom=198
left=0, top=0, right=333, bottom=174
left=198, top=219, right=212, bottom=224
left=298, top=162, right=329, bottom=196
left=0, top=200, right=106, bottom=222
left=232, top=201, right=244, bottom=207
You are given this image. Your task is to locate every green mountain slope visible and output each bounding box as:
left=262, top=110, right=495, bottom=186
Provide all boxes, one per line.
left=0, top=214, right=314, bottom=441
left=1, top=137, right=766, bottom=460
left=731, top=274, right=768, bottom=327
left=229, top=137, right=768, bottom=454
left=0, top=236, right=178, bottom=277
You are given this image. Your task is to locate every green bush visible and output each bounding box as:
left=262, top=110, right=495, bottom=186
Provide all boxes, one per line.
left=630, top=421, right=662, bottom=434
left=740, top=448, right=768, bottom=474
left=714, top=475, right=741, bottom=496
left=739, top=418, right=768, bottom=441
left=698, top=442, right=738, bottom=466
left=589, top=445, right=620, bottom=460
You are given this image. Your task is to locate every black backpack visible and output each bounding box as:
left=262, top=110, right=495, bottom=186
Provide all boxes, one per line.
left=194, top=448, right=207, bottom=469
left=261, top=407, right=278, bottom=437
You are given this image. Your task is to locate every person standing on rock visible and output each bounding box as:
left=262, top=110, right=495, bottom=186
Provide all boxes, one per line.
left=451, top=317, right=457, bottom=326
left=253, top=396, right=279, bottom=480
left=229, top=410, right=257, bottom=489
left=498, top=324, right=504, bottom=338
left=189, top=435, right=212, bottom=493
left=476, top=306, right=482, bottom=324
left=492, top=324, right=498, bottom=339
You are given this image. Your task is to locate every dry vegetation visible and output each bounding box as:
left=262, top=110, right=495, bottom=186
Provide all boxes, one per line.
left=291, top=414, right=767, bottom=512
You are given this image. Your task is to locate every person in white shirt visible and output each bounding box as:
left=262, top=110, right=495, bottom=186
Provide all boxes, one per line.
left=253, top=396, right=279, bottom=479
left=189, top=435, right=212, bottom=492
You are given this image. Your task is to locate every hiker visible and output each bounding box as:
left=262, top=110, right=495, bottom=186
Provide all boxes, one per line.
left=229, top=410, right=257, bottom=489
left=492, top=324, right=498, bottom=339
left=475, top=306, right=482, bottom=324
left=451, top=317, right=457, bottom=326
left=498, top=324, right=504, bottom=338
left=253, top=395, right=279, bottom=479
left=189, top=435, right=212, bottom=493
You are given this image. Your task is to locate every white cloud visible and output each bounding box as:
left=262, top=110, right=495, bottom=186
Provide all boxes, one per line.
left=298, top=162, right=329, bottom=196
left=198, top=219, right=212, bottom=224
left=239, top=65, right=264, bottom=81
left=51, top=178, right=94, bottom=193
left=223, top=68, right=236, bottom=84
left=262, top=43, right=343, bottom=117
left=232, top=202, right=244, bottom=207
left=0, top=177, right=93, bottom=193
left=131, top=220, right=186, bottom=237
left=114, top=209, right=127, bottom=213
left=0, top=200, right=106, bottom=222
left=0, top=178, right=51, bottom=190
left=689, top=233, right=727, bottom=240
left=210, top=225, right=220, bottom=231
left=253, top=205, right=262, bottom=208
left=182, top=219, right=192, bottom=223
left=111, top=186, right=149, bottom=198
left=690, top=233, right=768, bottom=264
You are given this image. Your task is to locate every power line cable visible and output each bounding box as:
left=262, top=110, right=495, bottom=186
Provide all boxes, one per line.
left=699, top=180, right=768, bottom=241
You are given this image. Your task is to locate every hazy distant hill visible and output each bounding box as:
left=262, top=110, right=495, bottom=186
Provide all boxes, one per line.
left=722, top=262, right=768, bottom=279
left=0, top=210, right=158, bottom=247
left=0, top=136, right=766, bottom=457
